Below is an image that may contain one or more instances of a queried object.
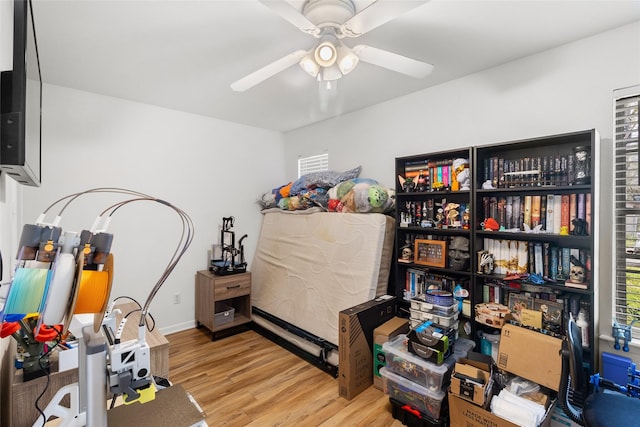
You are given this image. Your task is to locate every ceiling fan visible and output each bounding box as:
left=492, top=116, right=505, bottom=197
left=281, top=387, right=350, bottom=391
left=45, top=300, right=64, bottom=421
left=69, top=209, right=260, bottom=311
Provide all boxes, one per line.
left=230, top=0, right=434, bottom=92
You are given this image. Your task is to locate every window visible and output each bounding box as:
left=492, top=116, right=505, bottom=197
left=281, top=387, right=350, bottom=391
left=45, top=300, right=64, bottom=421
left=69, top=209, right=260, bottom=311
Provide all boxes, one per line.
left=298, top=153, right=328, bottom=178
left=614, top=85, right=640, bottom=336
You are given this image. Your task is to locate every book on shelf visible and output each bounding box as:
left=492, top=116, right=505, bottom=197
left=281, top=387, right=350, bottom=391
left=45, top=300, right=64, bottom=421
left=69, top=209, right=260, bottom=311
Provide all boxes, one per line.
left=405, top=268, right=426, bottom=298
left=560, top=195, right=570, bottom=235
left=534, top=243, right=543, bottom=275
left=498, top=197, right=506, bottom=227
left=517, top=241, right=529, bottom=274
left=560, top=248, right=571, bottom=280
left=546, top=194, right=555, bottom=233
left=512, top=196, right=521, bottom=230
left=504, top=197, right=512, bottom=229
left=483, top=283, right=502, bottom=304
left=523, top=195, right=532, bottom=229
left=553, top=195, right=562, bottom=234
left=549, top=246, right=559, bottom=279
left=586, top=193, right=592, bottom=235
left=564, top=280, right=588, bottom=290
left=543, top=243, right=550, bottom=278
left=577, top=193, right=586, bottom=222
left=531, top=195, right=541, bottom=227
left=490, top=197, right=498, bottom=222
left=540, top=196, right=547, bottom=231
left=569, top=193, right=577, bottom=233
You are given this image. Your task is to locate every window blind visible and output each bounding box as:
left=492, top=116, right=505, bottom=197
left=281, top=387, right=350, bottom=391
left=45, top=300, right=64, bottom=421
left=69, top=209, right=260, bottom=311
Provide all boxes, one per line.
left=298, top=153, right=328, bottom=178
left=614, top=86, right=640, bottom=336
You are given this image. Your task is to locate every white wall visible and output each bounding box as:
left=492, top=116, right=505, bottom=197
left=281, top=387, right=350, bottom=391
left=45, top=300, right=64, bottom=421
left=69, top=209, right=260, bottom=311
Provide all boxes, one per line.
left=284, top=22, right=640, bottom=187
left=19, top=85, right=286, bottom=333
left=284, top=22, right=640, bottom=366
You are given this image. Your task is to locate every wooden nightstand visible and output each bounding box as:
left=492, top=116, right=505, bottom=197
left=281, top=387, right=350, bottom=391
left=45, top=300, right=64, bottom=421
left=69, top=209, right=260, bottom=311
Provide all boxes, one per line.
left=195, top=270, right=251, bottom=340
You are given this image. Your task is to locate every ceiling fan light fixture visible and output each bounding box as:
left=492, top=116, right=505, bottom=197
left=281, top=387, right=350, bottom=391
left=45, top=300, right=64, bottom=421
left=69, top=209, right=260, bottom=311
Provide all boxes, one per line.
left=299, top=53, right=320, bottom=77
left=336, top=44, right=359, bottom=75
left=314, top=41, right=337, bottom=67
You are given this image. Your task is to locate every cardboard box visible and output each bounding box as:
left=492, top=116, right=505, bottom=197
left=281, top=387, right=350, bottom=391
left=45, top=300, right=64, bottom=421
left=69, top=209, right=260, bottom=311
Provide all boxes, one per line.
left=450, top=324, right=561, bottom=427
left=497, top=323, right=562, bottom=391
left=450, top=352, right=493, bottom=406
left=373, top=316, right=410, bottom=390
left=449, top=392, right=554, bottom=427
left=338, top=295, right=398, bottom=400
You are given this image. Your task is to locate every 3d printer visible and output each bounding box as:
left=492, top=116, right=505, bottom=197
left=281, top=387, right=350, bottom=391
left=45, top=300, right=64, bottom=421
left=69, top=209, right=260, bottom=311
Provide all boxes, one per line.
left=209, top=216, right=247, bottom=276
left=0, top=188, right=199, bottom=426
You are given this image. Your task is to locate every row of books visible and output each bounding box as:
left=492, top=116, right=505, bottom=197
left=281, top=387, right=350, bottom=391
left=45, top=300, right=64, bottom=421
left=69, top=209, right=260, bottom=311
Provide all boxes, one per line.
left=482, top=238, right=591, bottom=288
left=482, top=153, right=579, bottom=188
left=481, top=193, right=591, bottom=235
left=404, top=268, right=469, bottom=300
left=402, top=158, right=468, bottom=192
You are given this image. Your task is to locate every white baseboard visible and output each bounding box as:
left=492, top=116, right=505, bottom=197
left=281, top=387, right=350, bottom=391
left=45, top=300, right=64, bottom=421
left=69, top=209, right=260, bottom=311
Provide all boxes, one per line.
left=160, top=320, right=196, bottom=336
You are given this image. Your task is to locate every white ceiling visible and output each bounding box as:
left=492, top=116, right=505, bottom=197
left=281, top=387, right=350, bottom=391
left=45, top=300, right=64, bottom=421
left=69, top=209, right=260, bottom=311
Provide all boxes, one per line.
left=32, top=0, right=640, bottom=133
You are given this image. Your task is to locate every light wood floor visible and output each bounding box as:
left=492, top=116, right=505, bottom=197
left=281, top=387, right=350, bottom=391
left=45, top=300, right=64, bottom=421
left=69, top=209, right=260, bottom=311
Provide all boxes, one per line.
left=167, top=326, right=405, bottom=427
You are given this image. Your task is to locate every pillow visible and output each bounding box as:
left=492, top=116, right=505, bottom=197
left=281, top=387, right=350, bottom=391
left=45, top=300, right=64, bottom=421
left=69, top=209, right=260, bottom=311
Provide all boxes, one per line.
left=289, top=166, right=362, bottom=196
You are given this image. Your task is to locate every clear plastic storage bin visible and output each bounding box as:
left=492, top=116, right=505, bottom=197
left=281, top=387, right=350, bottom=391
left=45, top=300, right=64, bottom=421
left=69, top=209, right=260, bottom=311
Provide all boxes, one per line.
left=380, top=367, right=446, bottom=419
left=383, top=334, right=450, bottom=391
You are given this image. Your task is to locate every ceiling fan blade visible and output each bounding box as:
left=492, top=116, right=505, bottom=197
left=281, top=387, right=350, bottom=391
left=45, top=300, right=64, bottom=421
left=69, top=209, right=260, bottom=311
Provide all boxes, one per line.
left=341, top=0, right=430, bottom=37
left=352, top=44, right=433, bottom=78
left=259, top=0, right=320, bottom=36
left=231, top=50, right=308, bottom=92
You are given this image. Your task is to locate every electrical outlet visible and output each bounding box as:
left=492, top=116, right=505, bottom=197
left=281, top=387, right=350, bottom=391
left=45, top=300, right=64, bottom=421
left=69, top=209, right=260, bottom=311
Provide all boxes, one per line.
left=173, top=293, right=181, bottom=304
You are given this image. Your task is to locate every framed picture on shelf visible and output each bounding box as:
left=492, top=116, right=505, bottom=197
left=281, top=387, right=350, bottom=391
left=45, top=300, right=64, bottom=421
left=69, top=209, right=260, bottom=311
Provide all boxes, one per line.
left=534, top=298, right=563, bottom=327
left=508, top=293, right=534, bottom=323
left=414, top=239, right=446, bottom=267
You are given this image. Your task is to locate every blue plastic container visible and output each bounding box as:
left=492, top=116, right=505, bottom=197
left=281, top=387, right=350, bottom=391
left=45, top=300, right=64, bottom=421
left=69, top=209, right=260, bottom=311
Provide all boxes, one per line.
left=601, top=352, right=633, bottom=386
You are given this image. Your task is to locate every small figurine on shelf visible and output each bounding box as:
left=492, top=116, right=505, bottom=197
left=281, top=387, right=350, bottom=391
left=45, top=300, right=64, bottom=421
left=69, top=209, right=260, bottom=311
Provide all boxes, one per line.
left=462, top=206, right=471, bottom=230
left=452, top=158, right=471, bottom=191
left=482, top=180, right=495, bottom=189
left=435, top=207, right=445, bottom=228
left=398, top=174, right=417, bottom=192
left=572, top=218, right=588, bottom=236
left=565, top=255, right=588, bottom=288
left=416, top=170, right=429, bottom=192
left=449, top=236, right=471, bottom=271
left=477, top=250, right=494, bottom=275
left=444, top=202, right=461, bottom=228
left=482, top=218, right=500, bottom=231
left=399, top=245, right=413, bottom=263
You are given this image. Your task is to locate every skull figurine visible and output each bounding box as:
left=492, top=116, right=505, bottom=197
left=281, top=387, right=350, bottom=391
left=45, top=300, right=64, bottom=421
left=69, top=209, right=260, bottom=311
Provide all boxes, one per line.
left=569, top=264, right=586, bottom=283
left=401, top=246, right=413, bottom=262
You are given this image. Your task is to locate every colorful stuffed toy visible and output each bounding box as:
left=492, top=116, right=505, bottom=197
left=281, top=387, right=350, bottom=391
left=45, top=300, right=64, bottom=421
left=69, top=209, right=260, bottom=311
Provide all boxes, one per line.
left=328, top=179, right=395, bottom=213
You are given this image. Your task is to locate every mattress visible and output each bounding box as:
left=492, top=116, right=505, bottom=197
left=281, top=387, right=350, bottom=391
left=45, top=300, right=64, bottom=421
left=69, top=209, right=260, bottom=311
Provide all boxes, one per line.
left=251, top=208, right=395, bottom=347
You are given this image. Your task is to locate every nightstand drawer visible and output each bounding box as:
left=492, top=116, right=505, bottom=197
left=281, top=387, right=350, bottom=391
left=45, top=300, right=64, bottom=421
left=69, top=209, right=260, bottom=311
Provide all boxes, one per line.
left=214, top=274, right=251, bottom=299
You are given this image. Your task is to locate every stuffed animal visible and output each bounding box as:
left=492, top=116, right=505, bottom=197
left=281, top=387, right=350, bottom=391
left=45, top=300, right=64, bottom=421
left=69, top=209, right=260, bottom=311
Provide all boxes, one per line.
left=328, top=179, right=395, bottom=213
left=272, top=182, right=292, bottom=203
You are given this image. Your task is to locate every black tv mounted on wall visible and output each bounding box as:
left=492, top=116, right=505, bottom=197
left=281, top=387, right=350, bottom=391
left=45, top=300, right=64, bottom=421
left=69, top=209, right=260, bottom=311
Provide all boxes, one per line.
left=1, top=0, right=42, bottom=187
